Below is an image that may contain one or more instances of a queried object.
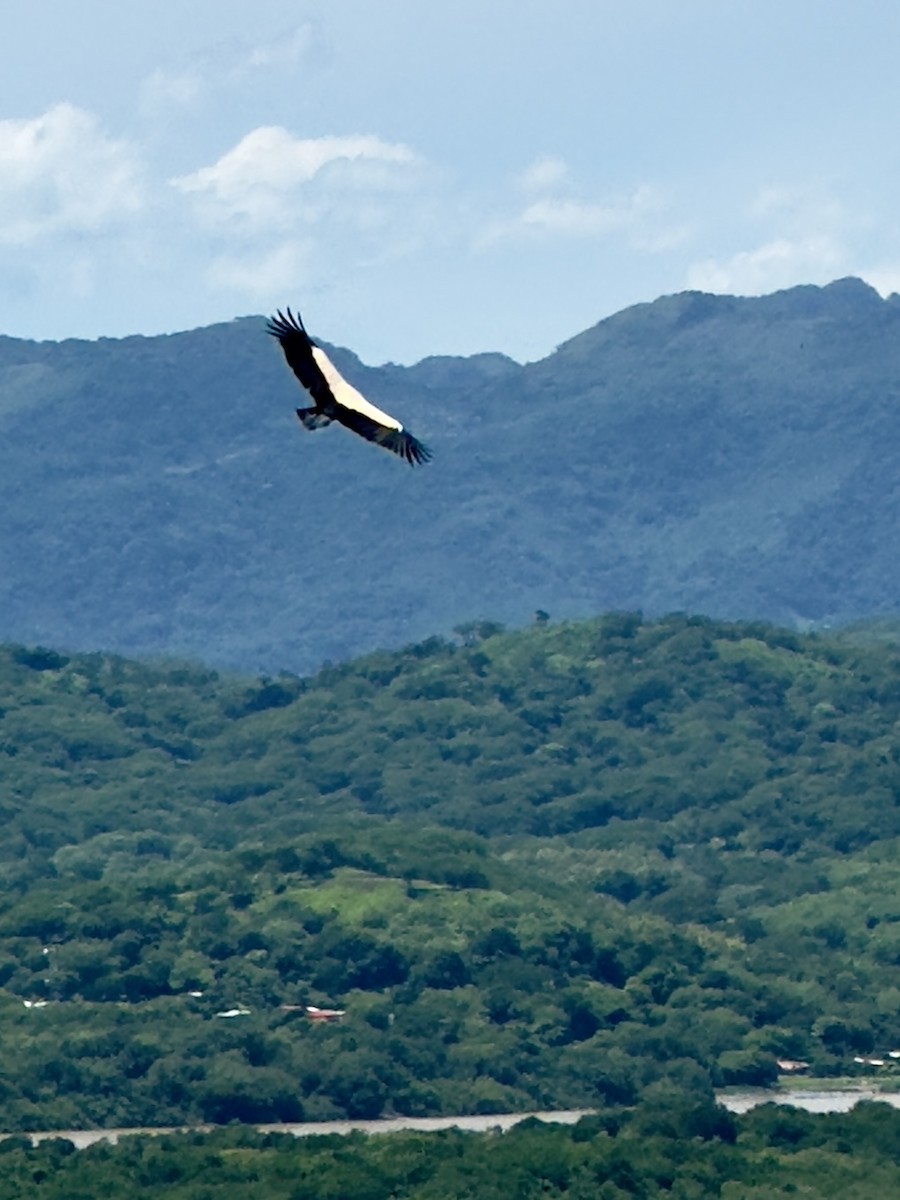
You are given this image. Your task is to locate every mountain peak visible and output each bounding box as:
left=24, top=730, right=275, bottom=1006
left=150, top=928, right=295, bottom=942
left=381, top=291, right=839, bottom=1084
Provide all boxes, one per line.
left=4, top=279, right=900, bottom=672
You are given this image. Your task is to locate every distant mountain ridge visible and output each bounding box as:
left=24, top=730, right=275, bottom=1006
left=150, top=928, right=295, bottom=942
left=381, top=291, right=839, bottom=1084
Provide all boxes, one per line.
left=2, top=277, right=899, bottom=673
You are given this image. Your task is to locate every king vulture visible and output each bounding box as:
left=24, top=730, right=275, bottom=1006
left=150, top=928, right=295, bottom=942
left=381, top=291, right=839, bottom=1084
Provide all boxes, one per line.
left=267, top=308, right=432, bottom=466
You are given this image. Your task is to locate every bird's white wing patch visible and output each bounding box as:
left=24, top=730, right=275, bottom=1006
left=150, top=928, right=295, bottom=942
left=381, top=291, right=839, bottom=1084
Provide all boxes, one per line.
left=312, top=346, right=402, bottom=430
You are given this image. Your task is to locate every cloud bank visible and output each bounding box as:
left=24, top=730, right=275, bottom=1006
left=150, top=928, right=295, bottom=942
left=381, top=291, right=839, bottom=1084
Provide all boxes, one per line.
left=0, top=99, right=892, bottom=359
left=0, top=104, right=144, bottom=246
left=173, top=129, right=418, bottom=229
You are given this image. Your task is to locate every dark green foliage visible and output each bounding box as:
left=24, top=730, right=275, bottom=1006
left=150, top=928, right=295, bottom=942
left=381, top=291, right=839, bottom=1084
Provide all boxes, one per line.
left=6, top=610, right=897, bottom=860
left=1, top=1101, right=900, bottom=1197
left=2, top=614, right=900, bottom=1129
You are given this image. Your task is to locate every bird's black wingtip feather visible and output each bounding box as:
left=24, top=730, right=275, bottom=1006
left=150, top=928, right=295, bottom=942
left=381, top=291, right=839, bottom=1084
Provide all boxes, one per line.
left=266, top=307, right=310, bottom=341
left=407, top=437, right=432, bottom=466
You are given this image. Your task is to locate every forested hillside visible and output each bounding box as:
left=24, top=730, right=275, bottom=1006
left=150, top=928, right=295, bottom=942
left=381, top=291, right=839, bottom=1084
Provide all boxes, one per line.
left=3, top=278, right=900, bottom=672
left=2, top=613, right=900, bottom=1130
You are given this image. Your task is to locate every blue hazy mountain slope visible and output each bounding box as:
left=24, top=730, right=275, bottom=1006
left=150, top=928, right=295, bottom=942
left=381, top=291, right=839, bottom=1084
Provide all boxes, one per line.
left=1, top=278, right=898, bottom=673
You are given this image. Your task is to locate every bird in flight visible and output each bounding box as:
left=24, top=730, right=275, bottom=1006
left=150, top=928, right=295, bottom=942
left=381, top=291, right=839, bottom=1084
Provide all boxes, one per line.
left=267, top=308, right=432, bottom=466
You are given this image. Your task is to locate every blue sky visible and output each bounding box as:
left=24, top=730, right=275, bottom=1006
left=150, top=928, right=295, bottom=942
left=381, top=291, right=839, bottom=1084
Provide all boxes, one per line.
left=2, top=0, right=900, bottom=363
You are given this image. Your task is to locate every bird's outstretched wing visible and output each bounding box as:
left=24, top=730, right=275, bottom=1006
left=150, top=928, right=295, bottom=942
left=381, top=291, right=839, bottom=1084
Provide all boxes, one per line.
left=266, top=308, right=333, bottom=406
left=335, top=407, right=433, bottom=464
left=268, top=307, right=432, bottom=466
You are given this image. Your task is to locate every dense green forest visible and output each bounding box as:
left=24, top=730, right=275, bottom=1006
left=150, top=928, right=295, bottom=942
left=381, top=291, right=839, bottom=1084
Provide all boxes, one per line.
left=1, top=611, right=900, bottom=1133
left=3, top=1101, right=900, bottom=1198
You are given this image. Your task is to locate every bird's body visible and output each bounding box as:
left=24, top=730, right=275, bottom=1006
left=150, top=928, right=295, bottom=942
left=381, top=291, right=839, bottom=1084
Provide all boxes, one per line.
left=267, top=308, right=431, bottom=465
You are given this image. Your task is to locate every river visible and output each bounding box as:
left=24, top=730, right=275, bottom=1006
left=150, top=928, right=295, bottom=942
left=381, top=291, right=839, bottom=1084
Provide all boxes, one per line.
left=719, top=1088, right=900, bottom=1115
left=7, top=1092, right=900, bottom=1150
left=3, top=1109, right=594, bottom=1150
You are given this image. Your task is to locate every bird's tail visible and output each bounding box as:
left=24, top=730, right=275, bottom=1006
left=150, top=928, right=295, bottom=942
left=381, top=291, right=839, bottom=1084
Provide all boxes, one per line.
left=296, top=408, right=332, bottom=431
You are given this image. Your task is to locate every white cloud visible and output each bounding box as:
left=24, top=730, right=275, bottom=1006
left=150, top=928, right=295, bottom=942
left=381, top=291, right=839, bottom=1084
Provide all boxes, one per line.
left=850, top=264, right=900, bottom=299
left=520, top=185, right=661, bottom=236
left=683, top=178, right=865, bottom=297
left=207, top=240, right=312, bottom=296
left=139, top=68, right=203, bottom=114
left=0, top=104, right=144, bottom=246
left=172, top=128, right=419, bottom=231
left=478, top=179, right=680, bottom=250
left=243, top=25, right=315, bottom=71
left=170, top=127, right=438, bottom=310
left=748, top=184, right=846, bottom=231
left=519, top=155, right=569, bottom=192
left=686, top=235, right=844, bottom=295
left=136, top=24, right=317, bottom=121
